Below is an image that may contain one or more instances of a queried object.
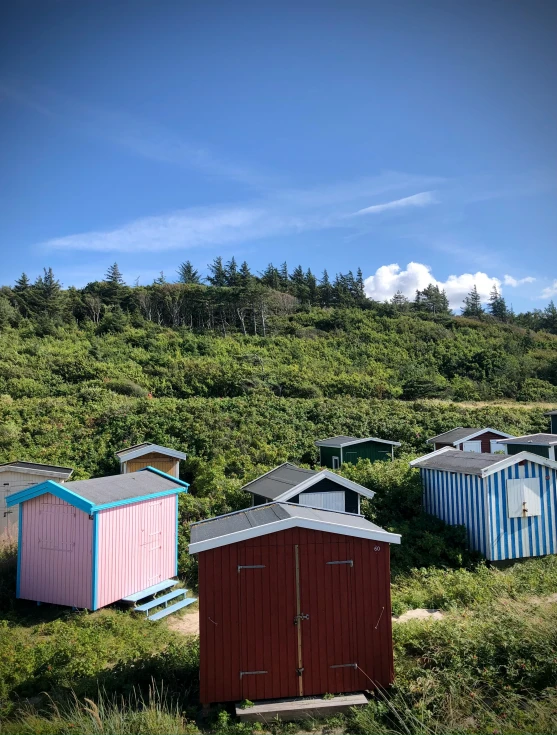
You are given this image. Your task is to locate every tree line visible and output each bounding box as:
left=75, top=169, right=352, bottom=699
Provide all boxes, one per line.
left=0, top=257, right=556, bottom=336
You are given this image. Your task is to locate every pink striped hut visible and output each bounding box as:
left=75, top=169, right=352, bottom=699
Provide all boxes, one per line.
left=6, top=467, right=188, bottom=610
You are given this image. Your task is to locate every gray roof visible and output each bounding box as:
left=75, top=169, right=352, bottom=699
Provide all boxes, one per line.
left=315, top=435, right=400, bottom=447
left=412, top=449, right=505, bottom=476
left=426, top=428, right=482, bottom=445
left=0, top=461, right=73, bottom=476
left=545, top=410, right=557, bottom=416
left=61, top=470, right=185, bottom=506
left=114, top=442, right=152, bottom=456
left=498, top=434, right=557, bottom=446
left=190, top=502, right=390, bottom=546
left=242, top=463, right=317, bottom=500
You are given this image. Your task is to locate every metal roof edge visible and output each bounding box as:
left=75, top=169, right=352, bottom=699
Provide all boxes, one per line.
left=5, top=480, right=93, bottom=514
left=274, top=470, right=376, bottom=501
left=116, top=444, right=188, bottom=462
left=189, top=513, right=400, bottom=554
left=481, top=451, right=557, bottom=478
left=315, top=436, right=401, bottom=447
left=409, top=446, right=455, bottom=467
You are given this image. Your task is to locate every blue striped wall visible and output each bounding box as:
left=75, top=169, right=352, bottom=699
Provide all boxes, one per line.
left=487, top=461, right=557, bottom=561
left=421, top=468, right=489, bottom=557
left=421, top=461, right=557, bottom=561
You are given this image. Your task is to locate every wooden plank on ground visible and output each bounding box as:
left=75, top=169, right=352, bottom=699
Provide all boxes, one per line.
left=236, top=693, right=368, bottom=722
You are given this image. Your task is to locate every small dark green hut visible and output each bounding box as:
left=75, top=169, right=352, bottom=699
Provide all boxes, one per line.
left=315, top=435, right=401, bottom=468
left=497, top=434, right=557, bottom=461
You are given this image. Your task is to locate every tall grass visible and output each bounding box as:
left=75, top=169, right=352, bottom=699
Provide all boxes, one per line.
left=391, top=555, right=557, bottom=615
left=1, top=684, right=199, bottom=735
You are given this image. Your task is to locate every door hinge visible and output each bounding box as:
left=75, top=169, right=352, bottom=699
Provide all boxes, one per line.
left=327, top=560, right=353, bottom=567
left=330, top=663, right=358, bottom=669
left=296, top=667, right=304, bottom=676
left=294, top=613, right=309, bottom=625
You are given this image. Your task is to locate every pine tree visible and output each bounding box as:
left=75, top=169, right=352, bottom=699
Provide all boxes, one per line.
left=153, top=271, right=167, bottom=285
left=32, top=267, right=62, bottom=318
left=462, top=284, right=484, bottom=318
left=14, top=273, right=30, bottom=291
left=391, top=290, right=410, bottom=310
left=318, top=270, right=333, bottom=307
left=238, top=261, right=253, bottom=286
left=105, top=263, right=124, bottom=285
left=278, top=262, right=289, bottom=290
left=415, top=284, right=451, bottom=315
left=305, top=268, right=318, bottom=305
left=225, top=256, right=239, bottom=287
left=543, top=301, right=557, bottom=334
left=260, top=263, right=280, bottom=290
left=488, top=285, right=508, bottom=321
left=177, top=261, right=201, bottom=284
left=355, top=267, right=366, bottom=301
left=206, top=256, right=227, bottom=287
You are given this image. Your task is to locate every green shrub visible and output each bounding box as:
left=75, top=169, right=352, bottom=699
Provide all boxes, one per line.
left=104, top=379, right=149, bottom=397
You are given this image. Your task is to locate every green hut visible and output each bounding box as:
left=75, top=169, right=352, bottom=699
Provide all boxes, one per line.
left=315, top=435, right=401, bottom=469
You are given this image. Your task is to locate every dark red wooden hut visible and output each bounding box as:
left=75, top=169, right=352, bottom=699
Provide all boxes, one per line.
left=189, top=502, right=401, bottom=705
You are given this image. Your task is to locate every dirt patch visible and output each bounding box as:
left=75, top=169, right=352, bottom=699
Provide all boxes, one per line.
left=167, top=610, right=200, bottom=635
left=393, top=608, right=444, bottom=623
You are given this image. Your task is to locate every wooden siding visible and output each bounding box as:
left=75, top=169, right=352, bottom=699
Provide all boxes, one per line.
left=198, top=527, right=393, bottom=705
left=421, top=462, right=557, bottom=561
left=320, top=442, right=391, bottom=469
left=1, top=470, right=66, bottom=538
left=421, top=468, right=489, bottom=557
left=507, top=444, right=550, bottom=459
left=122, top=453, right=179, bottom=477
left=95, top=495, right=176, bottom=609
left=319, top=446, right=341, bottom=469
left=456, top=431, right=510, bottom=453
left=18, top=493, right=92, bottom=608
left=486, top=460, right=557, bottom=561
left=294, top=478, right=359, bottom=513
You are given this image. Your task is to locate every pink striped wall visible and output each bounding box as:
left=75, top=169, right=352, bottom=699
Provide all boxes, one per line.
left=19, top=494, right=92, bottom=608
left=95, top=495, right=176, bottom=608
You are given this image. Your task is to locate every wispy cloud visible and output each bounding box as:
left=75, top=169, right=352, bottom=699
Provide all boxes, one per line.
left=542, top=280, right=557, bottom=299
left=40, top=205, right=336, bottom=253
left=503, top=274, right=536, bottom=287
left=0, top=78, right=273, bottom=189
left=352, top=191, right=438, bottom=216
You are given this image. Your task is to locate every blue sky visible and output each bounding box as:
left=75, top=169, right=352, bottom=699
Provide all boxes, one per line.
left=1, top=0, right=556, bottom=310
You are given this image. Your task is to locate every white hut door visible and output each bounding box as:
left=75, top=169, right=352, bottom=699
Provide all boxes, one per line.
left=141, top=501, right=163, bottom=586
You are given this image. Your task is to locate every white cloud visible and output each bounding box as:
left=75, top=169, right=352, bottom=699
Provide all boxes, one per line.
left=503, top=274, right=536, bottom=287
left=542, top=280, right=557, bottom=299
left=364, top=262, right=502, bottom=309
left=353, top=191, right=437, bottom=216
left=40, top=205, right=335, bottom=253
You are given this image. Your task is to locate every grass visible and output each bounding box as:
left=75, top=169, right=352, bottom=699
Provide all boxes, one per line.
left=391, top=555, right=557, bottom=615
left=1, top=540, right=557, bottom=733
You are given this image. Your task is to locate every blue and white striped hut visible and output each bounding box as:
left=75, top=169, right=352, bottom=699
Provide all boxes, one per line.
left=410, top=448, right=557, bottom=561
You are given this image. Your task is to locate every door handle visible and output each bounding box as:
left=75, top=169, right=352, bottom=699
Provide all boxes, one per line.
left=294, top=613, right=309, bottom=625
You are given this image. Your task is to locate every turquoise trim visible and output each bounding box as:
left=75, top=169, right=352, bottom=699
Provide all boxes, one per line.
left=141, top=466, right=190, bottom=488
left=16, top=505, right=22, bottom=598
left=5, top=480, right=94, bottom=514
left=91, top=486, right=188, bottom=512
left=91, top=513, right=99, bottom=610
left=175, top=494, right=179, bottom=576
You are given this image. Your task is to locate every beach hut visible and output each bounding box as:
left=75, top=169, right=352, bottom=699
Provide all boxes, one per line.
left=315, top=436, right=401, bottom=468
left=0, top=461, right=73, bottom=538
left=497, top=434, right=557, bottom=460
left=547, top=410, right=557, bottom=435
left=115, top=443, right=187, bottom=477
left=425, top=427, right=513, bottom=453
left=6, top=467, right=189, bottom=613
left=243, top=462, right=376, bottom=514
left=411, top=447, right=557, bottom=561
left=190, top=502, right=401, bottom=706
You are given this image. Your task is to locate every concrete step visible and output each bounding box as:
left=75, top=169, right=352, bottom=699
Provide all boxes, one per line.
left=135, top=588, right=187, bottom=614
left=148, top=597, right=197, bottom=621
left=122, top=579, right=176, bottom=603
left=236, top=693, right=368, bottom=722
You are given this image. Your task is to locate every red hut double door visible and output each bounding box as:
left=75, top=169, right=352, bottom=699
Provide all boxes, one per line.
left=199, top=528, right=394, bottom=704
